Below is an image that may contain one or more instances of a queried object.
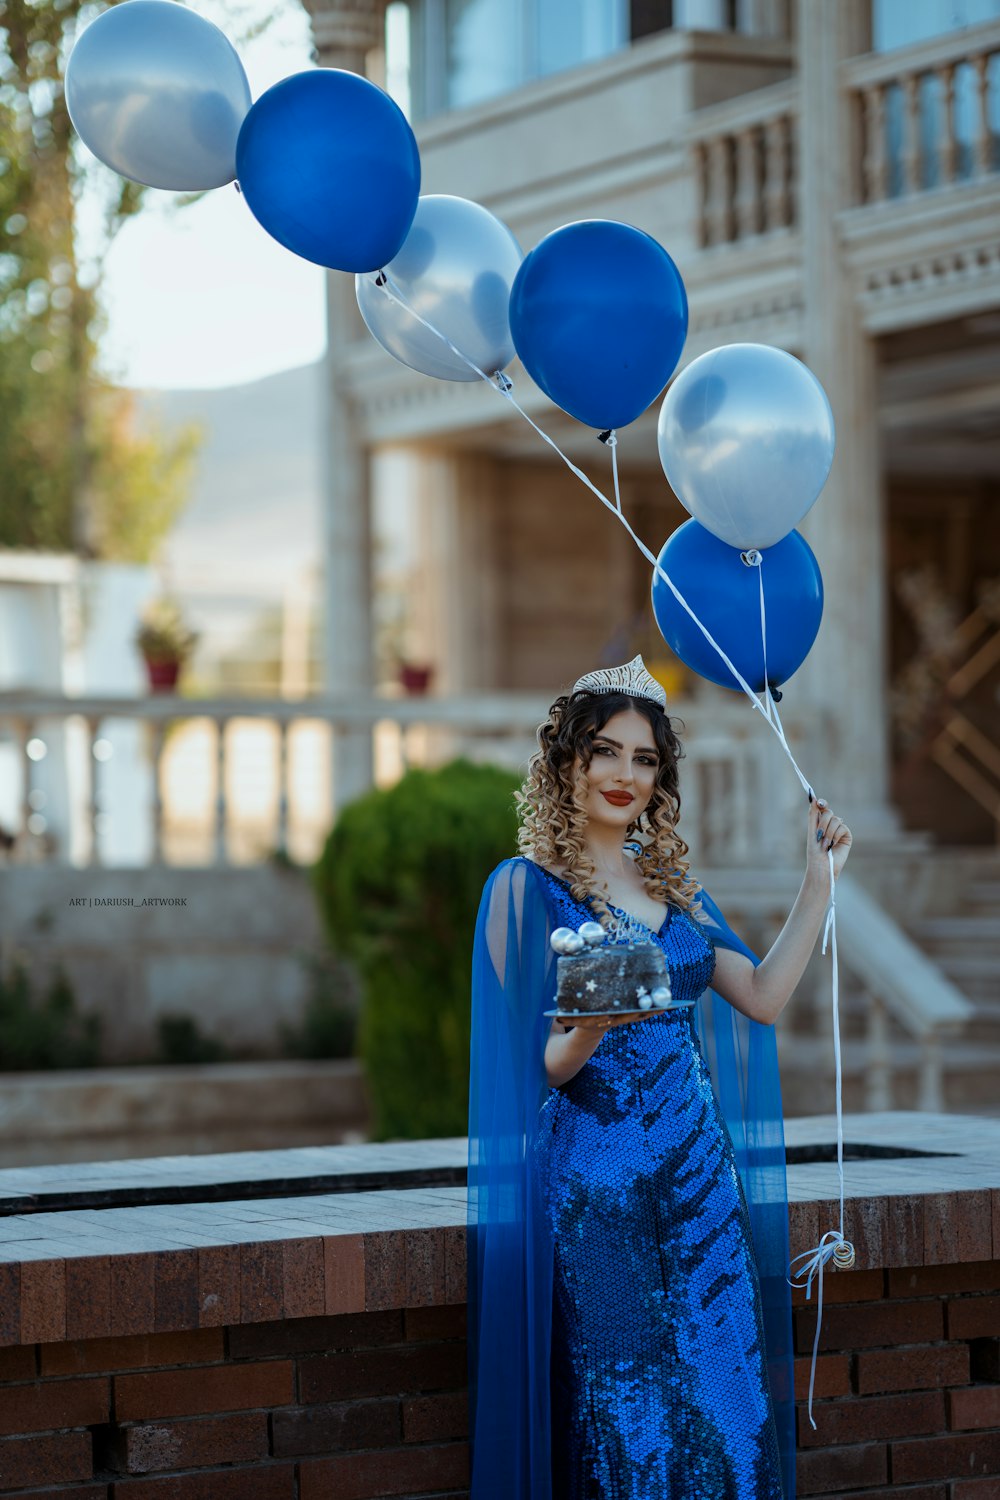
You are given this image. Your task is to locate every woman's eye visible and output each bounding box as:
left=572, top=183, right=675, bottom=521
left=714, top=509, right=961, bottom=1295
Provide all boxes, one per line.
left=593, top=744, right=613, bottom=755
left=636, top=756, right=657, bottom=767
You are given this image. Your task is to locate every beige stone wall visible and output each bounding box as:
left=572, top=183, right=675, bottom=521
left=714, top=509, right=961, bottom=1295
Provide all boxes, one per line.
left=0, top=866, right=325, bottom=1063
left=493, top=457, right=684, bottom=692
left=389, top=449, right=692, bottom=697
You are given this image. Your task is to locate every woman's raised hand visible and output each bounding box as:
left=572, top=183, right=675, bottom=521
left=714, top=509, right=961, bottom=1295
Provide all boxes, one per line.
left=806, top=796, right=852, bottom=882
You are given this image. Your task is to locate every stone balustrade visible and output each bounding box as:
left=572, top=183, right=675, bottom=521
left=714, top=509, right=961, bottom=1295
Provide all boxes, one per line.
left=688, top=80, right=799, bottom=249
left=0, top=692, right=815, bottom=869
left=845, top=20, right=1000, bottom=206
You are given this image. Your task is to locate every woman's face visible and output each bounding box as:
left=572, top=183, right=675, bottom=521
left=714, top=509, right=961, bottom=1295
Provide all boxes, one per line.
left=576, top=707, right=660, bottom=833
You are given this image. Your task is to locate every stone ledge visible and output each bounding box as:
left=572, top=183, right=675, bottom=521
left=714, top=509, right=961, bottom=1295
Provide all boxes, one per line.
left=0, top=1113, right=996, bottom=1348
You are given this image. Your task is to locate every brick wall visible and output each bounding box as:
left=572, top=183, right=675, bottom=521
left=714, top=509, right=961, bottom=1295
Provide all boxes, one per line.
left=4, top=1263, right=999, bottom=1498
left=793, top=1260, right=1000, bottom=1499
left=1, top=1119, right=998, bottom=1499
left=0, top=1308, right=468, bottom=1499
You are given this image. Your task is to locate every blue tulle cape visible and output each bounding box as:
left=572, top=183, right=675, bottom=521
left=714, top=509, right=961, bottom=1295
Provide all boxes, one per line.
left=467, top=855, right=795, bottom=1499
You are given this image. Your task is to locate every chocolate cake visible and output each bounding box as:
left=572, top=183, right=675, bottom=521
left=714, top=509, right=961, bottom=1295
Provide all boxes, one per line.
left=554, top=942, right=672, bottom=1017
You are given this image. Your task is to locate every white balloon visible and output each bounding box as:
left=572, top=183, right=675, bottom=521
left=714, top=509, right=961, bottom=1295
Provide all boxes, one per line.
left=356, top=195, right=523, bottom=382
left=657, top=344, right=836, bottom=551
left=66, top=1, right=251, bottom=191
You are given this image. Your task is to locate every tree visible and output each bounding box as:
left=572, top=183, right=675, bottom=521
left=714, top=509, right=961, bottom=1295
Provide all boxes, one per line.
left=0, top=0, right=197, bottom=560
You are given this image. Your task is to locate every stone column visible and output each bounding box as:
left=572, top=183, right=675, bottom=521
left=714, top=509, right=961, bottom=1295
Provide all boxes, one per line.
left=796, top=0, right=898, bottom=838
left=301, top=0, right=388, bottom=810
left=301, top=0, right=386, bottom=72
left=740, top=0, right=791, bottom=37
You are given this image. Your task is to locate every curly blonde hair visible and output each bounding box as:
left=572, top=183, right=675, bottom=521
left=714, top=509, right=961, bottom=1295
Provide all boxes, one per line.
left=515, top=688, right=701, bottom=925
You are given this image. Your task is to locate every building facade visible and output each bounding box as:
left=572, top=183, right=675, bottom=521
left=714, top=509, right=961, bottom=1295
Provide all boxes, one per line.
left=303, top=0, right=1000, bottom=855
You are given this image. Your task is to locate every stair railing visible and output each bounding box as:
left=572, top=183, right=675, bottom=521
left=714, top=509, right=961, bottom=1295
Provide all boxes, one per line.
left=701, top=868, right=974, bottom=1111
left=833, top=875, right=974, bottom=1112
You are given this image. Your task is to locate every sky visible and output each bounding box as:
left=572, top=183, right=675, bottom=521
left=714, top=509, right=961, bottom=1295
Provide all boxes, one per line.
left=95, top=8, right=326, bottom=393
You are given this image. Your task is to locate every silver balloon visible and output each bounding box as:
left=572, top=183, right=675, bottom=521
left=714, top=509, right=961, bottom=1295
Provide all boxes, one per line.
left=657, top=344, right=836, bottom=551
left=356, top=195, right=522, bottom=382
left=65, top=1, right=251, bottom=191
left=578, top=921, right=607, bottom=948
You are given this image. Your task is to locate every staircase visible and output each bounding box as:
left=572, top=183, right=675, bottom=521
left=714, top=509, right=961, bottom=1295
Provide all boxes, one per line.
left=750, top=854, right=997, bottom=1118
left=914, top=866, right=1000, bottom=1109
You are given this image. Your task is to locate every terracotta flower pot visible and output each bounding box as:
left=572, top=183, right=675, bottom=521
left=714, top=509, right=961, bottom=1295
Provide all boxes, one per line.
left=144, top=657, right=181, bottom=694
left=399, top=663, right=433, bottom=696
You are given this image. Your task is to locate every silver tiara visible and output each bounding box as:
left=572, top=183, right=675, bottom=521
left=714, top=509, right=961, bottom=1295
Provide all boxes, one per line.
left=572, top=654, right=667, bottom=709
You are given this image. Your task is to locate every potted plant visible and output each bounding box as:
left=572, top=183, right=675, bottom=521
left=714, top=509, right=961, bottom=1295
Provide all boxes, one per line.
left=135, top=597, right=198, bottom=693
left=374, top=605, right=434, bottom=696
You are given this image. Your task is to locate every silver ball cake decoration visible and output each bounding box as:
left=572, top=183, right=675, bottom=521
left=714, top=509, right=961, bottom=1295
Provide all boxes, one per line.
left=578, top=921, right=607, bottom=948
left=550, top=927, right=579, bottom=955
left=651, top=986, right=672, bottom=1009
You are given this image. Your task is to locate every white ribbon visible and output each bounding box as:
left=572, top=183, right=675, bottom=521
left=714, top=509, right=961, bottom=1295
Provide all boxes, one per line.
left=787, top=848, right=853, bottom=1430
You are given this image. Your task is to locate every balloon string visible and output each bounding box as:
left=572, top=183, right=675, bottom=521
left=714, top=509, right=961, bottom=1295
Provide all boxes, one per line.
left=372, top=269, right=815, bottom=793
left=748, top=550, right=854, bottom=1411
left=756, top=560, right=778, bottom=733
left=757, top=561, right=770, bottom=720
left=742, top=549, right=777, bottom=736
left=787, top=847, right=852, bottom=1431
left=751, top=526, right=852, bottom=1423
left=608, top=432, right=624, bottom=516
left=738, top=552, right=813, bottom=791
left=506, top=381, right=819, bottom=797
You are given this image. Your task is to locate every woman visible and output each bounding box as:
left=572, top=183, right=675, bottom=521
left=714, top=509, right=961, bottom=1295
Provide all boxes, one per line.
left=467, top=656, right=851, bottom=1500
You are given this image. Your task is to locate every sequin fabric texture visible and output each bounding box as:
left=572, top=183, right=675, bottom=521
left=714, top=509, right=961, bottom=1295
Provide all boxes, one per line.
left=534, top=871, right=784, bottom=1500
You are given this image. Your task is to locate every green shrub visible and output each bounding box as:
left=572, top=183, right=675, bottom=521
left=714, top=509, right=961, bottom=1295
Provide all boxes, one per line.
left=155, top=1015, right=227, bottom=1065
left=282, top=948, right=360, bottom=1061
left=313, top=758, right=521, bottom=1138
left=0, top=957, right=102, bottom=1070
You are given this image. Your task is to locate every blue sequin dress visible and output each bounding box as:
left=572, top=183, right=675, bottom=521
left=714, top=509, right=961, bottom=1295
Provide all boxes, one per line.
left=533, top=869, right=784, bottom=1500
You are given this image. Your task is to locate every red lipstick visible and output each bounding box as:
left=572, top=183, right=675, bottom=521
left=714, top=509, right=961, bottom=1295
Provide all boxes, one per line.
left=601, top=791, right=634, bottom=806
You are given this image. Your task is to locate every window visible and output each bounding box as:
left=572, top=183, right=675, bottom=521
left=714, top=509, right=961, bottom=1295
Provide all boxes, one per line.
left=391, top=0, right=752, bottom=119
left=874, top=0, right=1000, bottom=51
left=399, top=0, right=652, bottom=118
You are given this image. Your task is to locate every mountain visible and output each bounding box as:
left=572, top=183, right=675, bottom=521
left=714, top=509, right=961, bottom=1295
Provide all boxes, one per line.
left=137, top=361, right=325, bottom=603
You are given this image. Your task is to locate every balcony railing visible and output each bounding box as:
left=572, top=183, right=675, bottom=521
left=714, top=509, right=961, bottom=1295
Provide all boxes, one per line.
left=688, top=80, right=799, bottom=249
left=0, top=692, right=814, bottom=869
left=845, top=20, right=1000, bottom=206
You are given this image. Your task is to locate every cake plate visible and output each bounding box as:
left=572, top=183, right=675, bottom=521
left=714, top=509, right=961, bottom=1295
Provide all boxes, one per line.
left=542, top=997, right=697, bottom=1020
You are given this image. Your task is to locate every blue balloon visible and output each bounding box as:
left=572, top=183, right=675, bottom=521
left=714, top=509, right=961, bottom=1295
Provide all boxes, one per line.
left=508, top=219, right=688, bottom=430
left=651, top=521, right=823, bottom=692
left=236, top=70, right=420, bottom=273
